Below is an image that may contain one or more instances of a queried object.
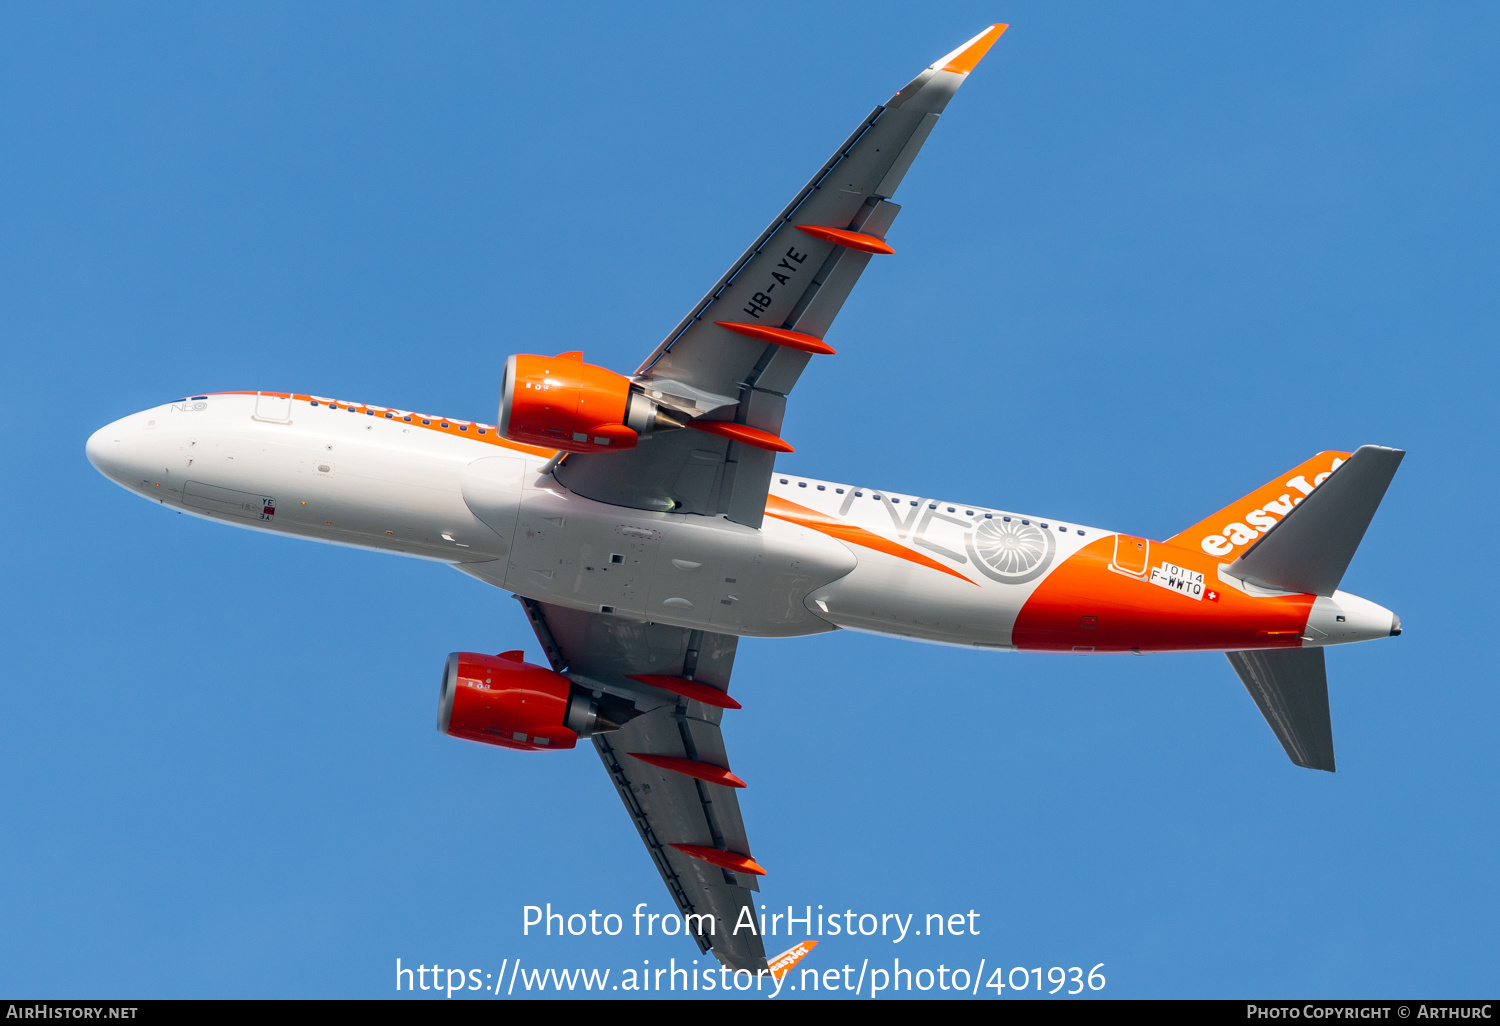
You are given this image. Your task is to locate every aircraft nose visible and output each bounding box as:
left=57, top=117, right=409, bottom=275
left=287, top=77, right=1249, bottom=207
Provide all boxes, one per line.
left=86, top=416, right=150, bottom=486
left=86, top=422, right=123, bottom=479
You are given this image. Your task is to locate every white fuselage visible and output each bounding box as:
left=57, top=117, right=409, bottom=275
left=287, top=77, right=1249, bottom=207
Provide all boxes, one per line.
left=85, top=392, right=1396, bottom=651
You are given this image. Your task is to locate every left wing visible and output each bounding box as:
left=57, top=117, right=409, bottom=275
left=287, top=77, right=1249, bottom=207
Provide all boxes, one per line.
left=518, top=598, right=768, bottom=971
left=555, top=25, right=1008, bottom=527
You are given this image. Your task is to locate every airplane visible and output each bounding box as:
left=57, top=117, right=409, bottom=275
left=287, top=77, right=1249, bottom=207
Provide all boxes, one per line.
left=84, top=25, right=1403, bottom=974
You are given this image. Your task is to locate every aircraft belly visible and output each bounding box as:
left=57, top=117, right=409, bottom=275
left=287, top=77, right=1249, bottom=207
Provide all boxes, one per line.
left=504, top=479, right=854, bottom=638
left=805, top=553, right=1025, bottom=647
left=704, top=517, right=854, bottom=636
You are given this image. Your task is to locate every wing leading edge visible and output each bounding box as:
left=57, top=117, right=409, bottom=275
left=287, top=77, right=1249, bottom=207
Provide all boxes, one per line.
left=555, top=25, right=1008, bottom=526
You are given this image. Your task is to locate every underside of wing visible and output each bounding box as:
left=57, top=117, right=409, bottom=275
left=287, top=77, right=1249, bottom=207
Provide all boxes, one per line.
left=554, top=26, right=1008, bottom=526
left=519, top=598, right=768, bottom=971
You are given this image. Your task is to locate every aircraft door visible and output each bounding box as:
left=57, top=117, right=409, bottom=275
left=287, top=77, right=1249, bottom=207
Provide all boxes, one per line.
left=253, top=392, right=293, bottom=423
left=1112, top=534, right=1149, bottom=577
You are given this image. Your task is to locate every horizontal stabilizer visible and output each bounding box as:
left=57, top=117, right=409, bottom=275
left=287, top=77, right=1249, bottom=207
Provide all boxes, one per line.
left=1227, top=648, right=1334, bottom=772
left=1229, top=445, right=1404, bottom=596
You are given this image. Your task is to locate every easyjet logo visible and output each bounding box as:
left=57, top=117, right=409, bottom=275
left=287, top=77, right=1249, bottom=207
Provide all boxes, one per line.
left=1199, top=457, right=1344, bottom=557
left=768, top=940, right=817, bottom=980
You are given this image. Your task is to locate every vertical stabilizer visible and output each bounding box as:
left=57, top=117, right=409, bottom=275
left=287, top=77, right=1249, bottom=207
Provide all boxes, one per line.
left=1167, top=450, right=1350, bottom=558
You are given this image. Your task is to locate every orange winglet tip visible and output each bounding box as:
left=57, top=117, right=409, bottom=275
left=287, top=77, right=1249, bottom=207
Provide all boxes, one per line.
left=936, top=24, right=1009, bottom=75
left=687, top=420, right=794, bottom=453
left=795, top=224, right=894, bottom=255
left=769, top=941, right=818, bottom=980
left=628, top=753, right=747, bottom=788
left=670, top=843, right=766, bottom=876
left=627, top=674, right=743, bottom=710
left=714, top=321, right=836, bottom=356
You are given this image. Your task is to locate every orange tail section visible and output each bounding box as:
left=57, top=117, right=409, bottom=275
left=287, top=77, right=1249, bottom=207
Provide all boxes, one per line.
left=1167, top=451, right=1351, bottom=560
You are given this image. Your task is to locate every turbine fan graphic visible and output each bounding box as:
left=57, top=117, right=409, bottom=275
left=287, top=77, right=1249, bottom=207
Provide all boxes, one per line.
left=966, top=518, right=1055, bottom=584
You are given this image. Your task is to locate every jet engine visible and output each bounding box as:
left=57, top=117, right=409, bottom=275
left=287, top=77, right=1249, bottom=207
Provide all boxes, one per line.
left=437, top=650, right=638, bottom=752
left=499, top=351, right=685, bottom=453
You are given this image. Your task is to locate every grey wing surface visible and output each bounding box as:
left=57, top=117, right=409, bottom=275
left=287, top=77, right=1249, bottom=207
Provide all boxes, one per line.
left=1227, top=647, right=1336, bottom=772
left=519, top=597, right=766, bottom=972
left=555, top=26, right=1007, bottom=527
left=1228, top=445, right=1405, bottom=597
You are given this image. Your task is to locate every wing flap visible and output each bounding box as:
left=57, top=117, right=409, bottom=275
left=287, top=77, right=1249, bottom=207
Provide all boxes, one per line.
left=596, top=727, right=765, bottom=970
left=520, top=599, right=766, bottom=971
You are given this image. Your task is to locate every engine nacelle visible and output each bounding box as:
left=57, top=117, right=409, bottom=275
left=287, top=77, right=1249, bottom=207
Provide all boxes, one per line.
left=499, top=351, right=683, bottom=454
left=437, top=651, right=638, bottom=752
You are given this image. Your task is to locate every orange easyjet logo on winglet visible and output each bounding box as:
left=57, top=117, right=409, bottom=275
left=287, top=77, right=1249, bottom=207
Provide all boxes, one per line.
left=768, top=940, right=817, bottom=980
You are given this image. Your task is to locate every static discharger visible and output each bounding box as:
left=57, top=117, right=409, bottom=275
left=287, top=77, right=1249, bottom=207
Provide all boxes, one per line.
left=627, top=673, right=743, bottom=710
left=794, top=224, right=895, bottom=255
left=628, top=752, right=747, bottom=788
left=669, top=843, right=767, bottom=876
left=714, top=321, right=836, bottom=355
left=686, top=420, right=794, bottom=453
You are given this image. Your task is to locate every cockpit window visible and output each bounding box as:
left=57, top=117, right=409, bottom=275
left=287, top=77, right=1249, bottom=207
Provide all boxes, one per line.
left=190, top=396, right=208, bottom=401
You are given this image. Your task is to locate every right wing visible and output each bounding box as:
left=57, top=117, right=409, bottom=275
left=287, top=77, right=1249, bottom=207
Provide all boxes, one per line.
left=518, top=597, right=768, bottom=972
left=554, top=25, right=1009, bottom=527
left=1227, top=647, right=1336, bottom=772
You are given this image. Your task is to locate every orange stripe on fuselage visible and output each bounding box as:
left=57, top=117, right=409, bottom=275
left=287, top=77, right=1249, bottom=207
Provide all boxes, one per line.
left=1013, top=536, right=1314, bottom=653
left=764, top=495, right=976, bottom=585
left=209, top=392, right=559, bottom=459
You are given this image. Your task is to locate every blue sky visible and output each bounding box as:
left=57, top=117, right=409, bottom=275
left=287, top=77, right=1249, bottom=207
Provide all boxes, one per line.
left=2, top=2, right=1496, bottom=999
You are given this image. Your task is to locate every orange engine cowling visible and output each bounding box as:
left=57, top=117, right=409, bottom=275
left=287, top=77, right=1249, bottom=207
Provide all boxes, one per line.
left=499, top=351, right=684, bottom=454
left=437, top=651, right=638, bottom=752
